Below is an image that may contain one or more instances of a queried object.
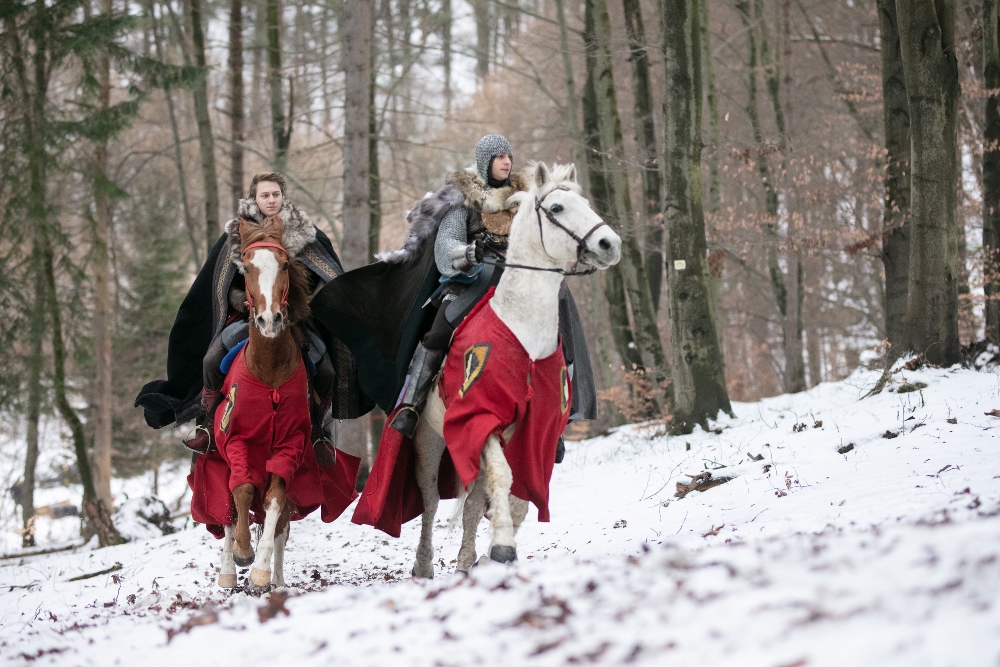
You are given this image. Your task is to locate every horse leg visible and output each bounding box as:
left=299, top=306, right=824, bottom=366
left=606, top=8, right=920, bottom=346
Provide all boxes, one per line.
left=412, top=431, right=446, bottom=579
left=218, top=524, right=237, bottom=588
left=481, top=435, right=517, bottom=563
left=270, top=501, right=293, bottom=589
left=510, top=496, right=529, bottom=535
left=232, top=483, right=255, bottom=567
left=456, top=479, right=487, bottom=574
left=250, top=474, right=286, bottom=590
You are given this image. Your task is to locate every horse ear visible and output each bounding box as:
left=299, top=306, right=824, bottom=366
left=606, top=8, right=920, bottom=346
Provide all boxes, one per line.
left=534, top=161, right=550, bottom=188
left=566, top=163, right=578, bottom=183
left=505, top=191, right=529, bottom=208
left=238, top=219, right=251, bottom=244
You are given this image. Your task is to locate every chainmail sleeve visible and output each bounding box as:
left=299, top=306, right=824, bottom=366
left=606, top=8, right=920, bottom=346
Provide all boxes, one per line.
left=434, top=205, right=469, bottom=277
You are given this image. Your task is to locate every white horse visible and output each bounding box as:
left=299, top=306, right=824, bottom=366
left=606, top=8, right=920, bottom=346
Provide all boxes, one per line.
left=410, top=162, right=621, bottom=578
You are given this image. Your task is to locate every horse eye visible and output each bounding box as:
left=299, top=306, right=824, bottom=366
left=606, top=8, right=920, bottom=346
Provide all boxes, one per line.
left=283, top=262, right=289, bottom=271
left=550, top=203, right=564, bottom=213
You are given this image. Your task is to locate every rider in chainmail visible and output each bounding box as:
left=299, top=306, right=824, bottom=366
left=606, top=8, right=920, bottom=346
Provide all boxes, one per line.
left=390, top=134, right=526, bottom=437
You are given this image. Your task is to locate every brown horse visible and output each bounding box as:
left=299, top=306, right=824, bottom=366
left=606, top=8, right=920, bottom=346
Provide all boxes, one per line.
left=216, top=216, right=313, bottom=591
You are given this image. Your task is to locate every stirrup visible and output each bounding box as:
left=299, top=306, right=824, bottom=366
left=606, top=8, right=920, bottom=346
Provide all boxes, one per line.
left=390, top=405, right=420, bottom=438
left=313, top=436, right=337, bottom=467
left=182, top=425, right=215, bottom=455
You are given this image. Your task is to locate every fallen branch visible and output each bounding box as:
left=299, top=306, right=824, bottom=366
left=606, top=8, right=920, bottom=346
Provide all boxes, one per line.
left=66, top=562, right=122, bottom=582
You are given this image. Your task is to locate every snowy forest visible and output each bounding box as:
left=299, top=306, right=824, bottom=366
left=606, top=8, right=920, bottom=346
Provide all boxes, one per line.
left=0, top=1, right=998, bottom=665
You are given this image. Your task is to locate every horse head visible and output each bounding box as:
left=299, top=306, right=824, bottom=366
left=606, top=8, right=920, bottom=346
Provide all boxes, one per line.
left=505, top=162, right=621, bottom=272
left=239, top=217, right=309, bottom=338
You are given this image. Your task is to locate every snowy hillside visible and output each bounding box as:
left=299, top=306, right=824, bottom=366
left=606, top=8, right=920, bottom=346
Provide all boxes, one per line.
left=1, top=362, right=999, bottom=666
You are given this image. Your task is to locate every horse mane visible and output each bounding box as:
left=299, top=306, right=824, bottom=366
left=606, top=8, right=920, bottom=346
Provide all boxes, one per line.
left=240, top=216, right=311, bottom=324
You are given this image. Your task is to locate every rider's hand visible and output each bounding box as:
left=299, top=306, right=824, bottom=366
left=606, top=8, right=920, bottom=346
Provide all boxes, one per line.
left=229, top=287, right=249, bottom=314
left=465, top=241, right=483, bottom=267
left=450, top=243, right=477, bottom=272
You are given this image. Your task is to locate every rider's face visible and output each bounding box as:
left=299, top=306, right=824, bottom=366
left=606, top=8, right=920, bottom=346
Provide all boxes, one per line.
left=491, top=153, right=512, bottom=181
left=255, top=181, right=283, bottom=216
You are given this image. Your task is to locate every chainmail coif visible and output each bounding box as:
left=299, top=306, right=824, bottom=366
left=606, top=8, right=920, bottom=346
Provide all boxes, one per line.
left=475, top=134, right=513, bottom=181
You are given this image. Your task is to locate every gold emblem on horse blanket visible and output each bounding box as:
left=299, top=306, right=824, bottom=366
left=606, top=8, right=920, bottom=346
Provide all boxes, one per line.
left=560, top=365, right=570, bottom=414
left=481, top=210, right=514, bottom=235
left=460, top=344, right=491, bottom=397
left=220, top=383, right=238, bottom=433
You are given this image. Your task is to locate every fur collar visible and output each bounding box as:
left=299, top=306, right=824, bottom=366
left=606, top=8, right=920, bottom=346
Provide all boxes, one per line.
left=225, top=198, right=317, bottom=272
left=447, top=168, right=528, bottom=214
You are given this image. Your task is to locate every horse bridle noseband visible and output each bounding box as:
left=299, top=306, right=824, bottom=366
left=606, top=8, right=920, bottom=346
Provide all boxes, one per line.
left=242, top=241, right=290, bottom=323
left=481, top=185, right=609, bottom=276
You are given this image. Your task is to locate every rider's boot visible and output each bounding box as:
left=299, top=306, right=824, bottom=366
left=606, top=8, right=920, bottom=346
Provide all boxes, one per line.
left=182, top=387, right=222, bottom=455
left=390, top=343, right=446, bottom=438
left=311, top=398, right=337, bottom=467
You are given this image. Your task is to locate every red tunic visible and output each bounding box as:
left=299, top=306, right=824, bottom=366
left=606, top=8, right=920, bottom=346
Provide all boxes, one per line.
left=353, top=288, right=570, bottom=536
left=187, top=348, right=361, bottom=537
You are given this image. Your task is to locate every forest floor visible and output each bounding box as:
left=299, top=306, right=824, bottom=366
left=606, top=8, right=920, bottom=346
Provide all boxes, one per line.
left=1, top=361, right=999, bottom=666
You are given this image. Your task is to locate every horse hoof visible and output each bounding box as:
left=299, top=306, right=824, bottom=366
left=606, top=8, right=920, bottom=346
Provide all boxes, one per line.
left=234, top=552, right=255, bottom=568
left=250, top=568, right=272, bottom=587
left=489, top=545, right=517, bottom=564
left=411, top=564, right=434, bottom=580
left=217, top=573, right=237, bottom=589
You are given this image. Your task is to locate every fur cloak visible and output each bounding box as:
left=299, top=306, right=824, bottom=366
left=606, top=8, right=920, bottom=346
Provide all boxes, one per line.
left=135, top=198, right=372, bottom=429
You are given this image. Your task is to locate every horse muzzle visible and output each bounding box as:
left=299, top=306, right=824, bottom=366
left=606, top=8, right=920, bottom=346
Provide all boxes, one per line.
left=581, top=232, right=621, bottom=270
left=253, top=310, right=286, bottom=338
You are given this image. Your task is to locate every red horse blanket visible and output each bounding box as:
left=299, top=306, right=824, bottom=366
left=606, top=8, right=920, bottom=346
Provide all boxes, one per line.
left=353, top=288, right=571, bottom=536
left=187, top=348, right=360, bottom=537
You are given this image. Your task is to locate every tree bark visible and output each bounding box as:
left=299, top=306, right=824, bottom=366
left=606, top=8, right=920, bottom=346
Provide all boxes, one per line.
left=441, top=0, right=452, bottom=113
left=622, top=0, right=664, bottom=309
left=985, top=0, right=1000, bottom=343
left=368, top=9, right=381, bottom=259
left=555, top=0, right=589, bottom=194
left=92, top=0, right=115, bottom=513
left=43, top=229, right=122, bottom=546
left=22, top=260, right=44, bottom=547
left=148, top=0, right=201, bottom=270
left=473, top=0, right=491, bottom=79
left=229, top=0, right=245, bottom=208
left=341, top=0, right=373, bottom=271
left=188, top=0, right=221, bottom=253
left=266, top=0, right=290, bottom=172
left=585, top=0, right=668, bottom=403
left=701, top=0, right=721, bottom=213
left=878, top=0, right=911, bottom=353
left=661, top=0, right=732, bottom=432
left=895, top=0, right=961, bottom=365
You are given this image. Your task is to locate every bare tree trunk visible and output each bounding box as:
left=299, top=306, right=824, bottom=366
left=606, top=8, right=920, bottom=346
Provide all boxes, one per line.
left=342, top=0, right=373, bottom=271
left=441, top=0, right=452, bottom=114
left=583, top=60, right=641, bottom=372
left=368, top=11, right=381, bottom=259
left=878, top=0, right=911, bottom=353
left=700, top=0, right=720, bottom=212
left=585, top=0, right=668, bottom=410
left=42, top=230, right=122, bottom=546
left=92, top=0, right=115, bottom=513
left=473, top=0, right=491, bottom=79
left=187, top=0, right=220, bottom=252
left=661, top=0, right=731, bottom=432
left=985, top=0, right=1000, bottom=343
left=622, top=0, right=664, bottom=309
left=266, top=0, right=290, bottom=172
left=896, top=0, right=961, bottom=365
left=229, top=0, right=245, bottom=208
left=148, top=0, right=201, bottom=270
left=555, top=0, right=589, bottom=194
left=22, top=252, right=45, bottom=548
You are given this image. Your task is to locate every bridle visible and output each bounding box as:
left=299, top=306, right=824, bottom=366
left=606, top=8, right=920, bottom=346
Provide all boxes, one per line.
left=242, top=241, right=290, bottom=323
left=480, top=185, right=610, bottom=277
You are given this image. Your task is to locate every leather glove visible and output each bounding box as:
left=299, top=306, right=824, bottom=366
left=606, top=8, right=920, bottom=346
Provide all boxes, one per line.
left=450, top=243, right=477, bottom=272
left=228, top=287, right=248, bottom=313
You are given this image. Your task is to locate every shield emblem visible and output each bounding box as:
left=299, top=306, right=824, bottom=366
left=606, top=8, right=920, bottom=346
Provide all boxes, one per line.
left=220, top=383, right=238, bottom=433
left=460, top=344, right=491, bottom=397
left=560, top=365, right=570, bottom=414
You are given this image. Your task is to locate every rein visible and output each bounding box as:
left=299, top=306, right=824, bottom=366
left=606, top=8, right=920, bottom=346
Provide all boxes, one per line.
left=481, top=185, right=608, bottom=277
left=242, top=241, right=291, bottom=322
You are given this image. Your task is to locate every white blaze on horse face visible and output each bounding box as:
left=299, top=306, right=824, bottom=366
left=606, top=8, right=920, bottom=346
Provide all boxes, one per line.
left=248, top=249, right=282, bottom=337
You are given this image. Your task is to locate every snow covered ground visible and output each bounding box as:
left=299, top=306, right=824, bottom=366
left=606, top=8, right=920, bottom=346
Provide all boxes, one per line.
left=1, top=362, right=999, bottom=666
